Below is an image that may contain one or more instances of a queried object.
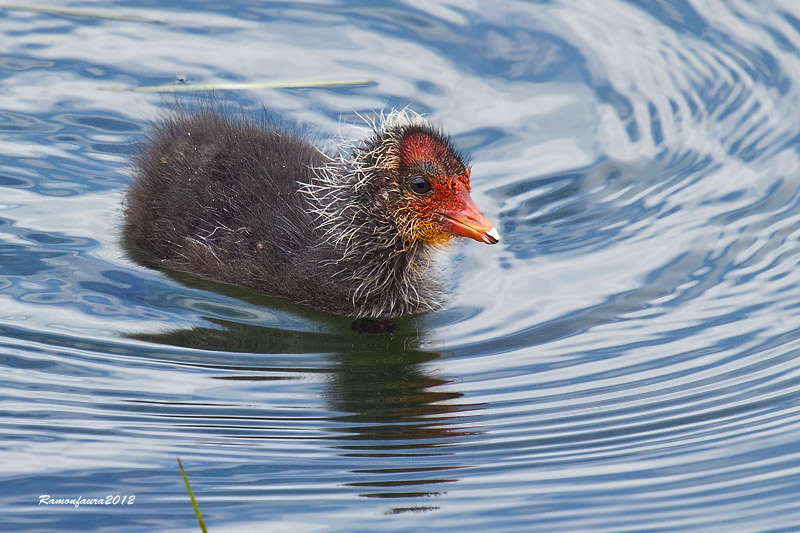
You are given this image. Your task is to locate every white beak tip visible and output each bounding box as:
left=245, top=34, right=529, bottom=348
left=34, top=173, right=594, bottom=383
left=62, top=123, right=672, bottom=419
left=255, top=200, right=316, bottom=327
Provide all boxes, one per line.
left=485, top=226, right=500, bottom=244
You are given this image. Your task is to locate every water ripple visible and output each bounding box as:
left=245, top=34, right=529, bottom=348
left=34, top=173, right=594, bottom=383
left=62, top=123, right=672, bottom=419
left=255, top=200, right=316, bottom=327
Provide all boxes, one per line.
left=3, top=0, right=800, bottom=531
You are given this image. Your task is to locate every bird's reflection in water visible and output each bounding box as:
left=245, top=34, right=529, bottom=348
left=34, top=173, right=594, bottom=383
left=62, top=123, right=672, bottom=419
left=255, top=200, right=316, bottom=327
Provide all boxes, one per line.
left=325, top=327, right=477, bottom=512
left=130, top=306, right=478, bottom=515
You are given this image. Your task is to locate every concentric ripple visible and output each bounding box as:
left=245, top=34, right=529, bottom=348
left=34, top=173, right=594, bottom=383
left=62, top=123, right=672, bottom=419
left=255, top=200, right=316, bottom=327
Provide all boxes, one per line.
left=2, top=0, right=800, bottom=531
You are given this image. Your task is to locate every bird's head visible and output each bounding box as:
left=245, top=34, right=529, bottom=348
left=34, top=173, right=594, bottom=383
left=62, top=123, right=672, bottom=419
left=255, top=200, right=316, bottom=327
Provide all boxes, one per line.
left=361, top=113, right=499, bottom=249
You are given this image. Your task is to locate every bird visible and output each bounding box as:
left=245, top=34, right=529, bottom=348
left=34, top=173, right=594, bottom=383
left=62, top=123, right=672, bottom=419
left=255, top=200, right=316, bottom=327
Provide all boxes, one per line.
left=124, top=105, right=499, bottom=319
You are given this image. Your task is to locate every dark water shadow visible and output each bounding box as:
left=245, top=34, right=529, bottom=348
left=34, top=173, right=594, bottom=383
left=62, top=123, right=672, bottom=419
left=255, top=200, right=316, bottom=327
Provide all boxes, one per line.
left=124, top=263, right=479, bottom=511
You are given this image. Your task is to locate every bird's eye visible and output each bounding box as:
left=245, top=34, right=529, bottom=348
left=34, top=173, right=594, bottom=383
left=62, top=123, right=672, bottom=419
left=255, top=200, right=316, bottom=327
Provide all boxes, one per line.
left=409, top=176, right=432, bottom=195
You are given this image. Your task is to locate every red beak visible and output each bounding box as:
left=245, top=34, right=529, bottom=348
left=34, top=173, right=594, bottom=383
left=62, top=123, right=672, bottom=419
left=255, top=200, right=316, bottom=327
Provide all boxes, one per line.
left=438, top=186, right=500, bottom=245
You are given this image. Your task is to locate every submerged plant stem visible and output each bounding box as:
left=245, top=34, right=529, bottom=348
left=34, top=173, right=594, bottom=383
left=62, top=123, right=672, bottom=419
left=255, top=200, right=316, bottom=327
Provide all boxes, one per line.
left=0, top=4, right=165, bottom=22
left=106, top=79, right=376, bottom=93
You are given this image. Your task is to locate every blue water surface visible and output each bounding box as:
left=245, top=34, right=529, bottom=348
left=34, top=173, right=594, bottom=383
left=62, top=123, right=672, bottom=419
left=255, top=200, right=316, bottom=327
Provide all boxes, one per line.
left=3, top=0, right=800, bottom=531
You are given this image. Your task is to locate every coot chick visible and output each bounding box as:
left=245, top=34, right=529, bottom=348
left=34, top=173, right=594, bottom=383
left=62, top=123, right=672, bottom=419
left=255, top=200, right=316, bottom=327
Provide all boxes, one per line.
left=125, top=107, right=499, bottom=319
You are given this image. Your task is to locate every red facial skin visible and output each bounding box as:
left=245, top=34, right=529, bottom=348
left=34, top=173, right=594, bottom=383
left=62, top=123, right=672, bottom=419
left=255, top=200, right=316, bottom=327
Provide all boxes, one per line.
left=396, top=132, right=499, bottom=246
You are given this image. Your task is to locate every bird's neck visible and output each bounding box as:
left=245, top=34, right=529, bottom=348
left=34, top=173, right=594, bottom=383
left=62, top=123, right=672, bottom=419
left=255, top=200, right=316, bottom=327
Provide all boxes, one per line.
left=300, top=158, right=441, bottom=318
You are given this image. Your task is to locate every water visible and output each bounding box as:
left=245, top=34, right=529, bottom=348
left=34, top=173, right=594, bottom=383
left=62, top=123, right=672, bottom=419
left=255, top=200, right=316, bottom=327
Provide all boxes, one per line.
left=2, top=0, right=800, bottom=530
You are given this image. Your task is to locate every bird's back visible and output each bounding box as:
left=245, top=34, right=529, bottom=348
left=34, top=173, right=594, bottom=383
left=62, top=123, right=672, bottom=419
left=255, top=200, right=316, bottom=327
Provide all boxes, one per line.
left=125, top=109, right=325, bottom=295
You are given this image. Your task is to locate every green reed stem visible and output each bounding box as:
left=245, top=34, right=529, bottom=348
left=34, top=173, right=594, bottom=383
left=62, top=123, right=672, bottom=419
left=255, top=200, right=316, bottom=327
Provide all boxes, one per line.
left=177, top=458, right=208, bottom=533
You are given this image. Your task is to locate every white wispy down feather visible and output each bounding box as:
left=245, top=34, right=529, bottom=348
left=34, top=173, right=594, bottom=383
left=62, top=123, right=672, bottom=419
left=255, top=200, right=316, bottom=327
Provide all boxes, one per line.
left=297, top=109, right=443, bottom=317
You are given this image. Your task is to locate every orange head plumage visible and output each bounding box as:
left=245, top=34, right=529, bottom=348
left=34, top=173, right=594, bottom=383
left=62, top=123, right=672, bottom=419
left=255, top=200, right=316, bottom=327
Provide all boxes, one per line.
left=357, top=114, right=499, bottom=249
